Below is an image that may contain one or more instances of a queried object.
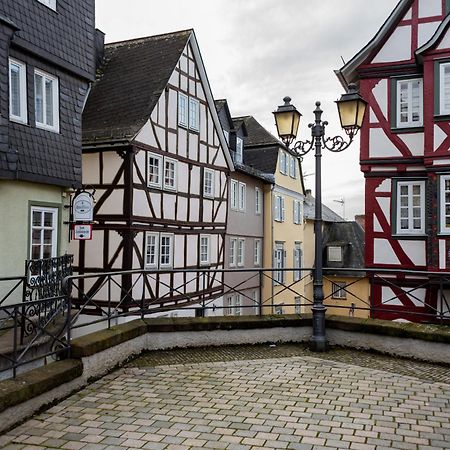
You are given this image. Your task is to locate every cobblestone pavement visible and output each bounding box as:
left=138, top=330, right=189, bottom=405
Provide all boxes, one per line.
left=1, top=346, right=449, bottom=450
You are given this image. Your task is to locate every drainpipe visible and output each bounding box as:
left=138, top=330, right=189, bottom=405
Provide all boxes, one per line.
left=271, top=184, right=275, bottom=315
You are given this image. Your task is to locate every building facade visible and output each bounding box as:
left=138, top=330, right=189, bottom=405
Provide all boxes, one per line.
left=76, top=31, right=233, bottom=313
left=337, top=0, right=450, bottom=321
left=0, top=0, right=96, bottom=294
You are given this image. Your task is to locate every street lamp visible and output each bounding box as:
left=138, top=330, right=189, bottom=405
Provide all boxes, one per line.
left=273, top=83, right=367, bottom=352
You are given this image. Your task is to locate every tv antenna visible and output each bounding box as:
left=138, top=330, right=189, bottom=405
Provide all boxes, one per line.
left=333, top=197, right=346, bottom=221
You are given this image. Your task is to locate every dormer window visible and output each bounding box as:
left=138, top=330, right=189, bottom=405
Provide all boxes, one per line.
left=9, top=58, right=27, bottom=124
left=236, top=137, right=243, bottom=164
left=279, top=151, right=288, bottom=174
left=328, top=246, right=343, bottom=262
left=393, top=78, right=423, bottom=129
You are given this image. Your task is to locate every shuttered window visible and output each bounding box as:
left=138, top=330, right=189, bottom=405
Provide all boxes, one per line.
left=274, top=195, right=285, bottom=222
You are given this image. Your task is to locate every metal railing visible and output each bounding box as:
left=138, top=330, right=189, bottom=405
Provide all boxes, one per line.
left=0, top=265, right=449, bottom=379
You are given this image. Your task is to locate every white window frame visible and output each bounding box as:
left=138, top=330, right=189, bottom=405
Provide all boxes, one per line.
left=159, top=234, right=174, bottom=268
left=30, top=206, right=58, bottom=260
left=274, top=243, right=285, bottom=285
left=293, top=200, right=302, bottom=224
left=396, top=78, right=423, bottom=128
left=144, top=232, right=159, bottom=269
left=234, top=295, right=242, bottom=316
left=254, top=238, right=262, bottom=266
left=34, top=68, right=59, bottom=132
left=290, top=156, right=297, bottom=178
left=178, top=92, right=188, bottom=127
left=147, top=153, right=163, bottom=188
left=439, top=62, right=450, bottom=116
left=332, top=282, right=347, bottom=300
left=203, top=169, right=215, bottom=198
left=230, top=180, right=239, bottom=210
left=253, top=290, right=260, bottom=315
left=237, top=238, right=245, bottom=267
left=238, top=182, right=246, bottom=212
left=36, top=0, right=56, bottom=10
left=9, top=58, right=27, bottom=124
left=226, top=296, right=234, bottom=316
left=395, top=180, right=426, bottom=235
left=440, top=175, right=450, bottom=234
left=189, top=97, right=200, bottom=131
left=229, top=238, right=237, bottom=267
left=163, top=157, right=177, bottom=191
left=274, top=195, right=285, bottom=222
left=200, top=235, right=210, bottom=266
left=279, top=151, right=287, bottom=175
left=236, top=137, right=244, bottom=164
left=294, top=243, right=302, bottom=282
left=255, top=188, right=262, bottom=215
left=328, top=246, right=343, bottom=262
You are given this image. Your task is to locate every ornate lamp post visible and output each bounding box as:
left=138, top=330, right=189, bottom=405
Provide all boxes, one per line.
left=273, top=83, right=367, bottom=352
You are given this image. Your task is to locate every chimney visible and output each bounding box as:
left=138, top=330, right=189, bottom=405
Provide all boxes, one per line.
left=355, top=214, right=365, bottom=230
left=305, top=189, right=312, bottom=197
left=94, top=28, right=105, bottom=70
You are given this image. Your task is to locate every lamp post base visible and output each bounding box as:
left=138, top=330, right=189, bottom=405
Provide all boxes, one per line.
left=309, top=335, right=328, bottom=352
left=310, top=304, right=328, bottom=352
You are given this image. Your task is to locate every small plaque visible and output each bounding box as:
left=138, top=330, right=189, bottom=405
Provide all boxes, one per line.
left=73, top=224, right=93, bottom=240
left=73, top=192, right=94, bottom=222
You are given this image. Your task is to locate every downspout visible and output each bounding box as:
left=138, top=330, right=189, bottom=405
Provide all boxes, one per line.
left=271, top=184, right=275, bottom=315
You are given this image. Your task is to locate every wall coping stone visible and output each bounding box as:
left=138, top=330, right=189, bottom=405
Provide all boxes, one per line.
left=0, top=359, right=82, bottom=414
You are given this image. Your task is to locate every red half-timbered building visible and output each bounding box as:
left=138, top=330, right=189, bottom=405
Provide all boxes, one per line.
left=337, top=0, right=450, bottom=321
left=73, top=30, right=233, bottom=314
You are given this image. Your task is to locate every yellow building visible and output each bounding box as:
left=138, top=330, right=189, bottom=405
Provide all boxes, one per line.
left=238, top=116, right=305, bottom=314
left=303, top=191, right=370, bottom=318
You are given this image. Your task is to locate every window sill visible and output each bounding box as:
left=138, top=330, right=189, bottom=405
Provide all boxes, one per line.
left=392, top=234, right=427, bottom=240
left=391, top=126, right=424, bottom=134
left=10, top=117, right=29, bottom=126
left=434, top=114, right=450, bottom=122
left=36, top=123, right=60, bottom=134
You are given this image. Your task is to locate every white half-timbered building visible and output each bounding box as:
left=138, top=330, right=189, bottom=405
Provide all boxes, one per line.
left=75, top=30, right=233, bottom=313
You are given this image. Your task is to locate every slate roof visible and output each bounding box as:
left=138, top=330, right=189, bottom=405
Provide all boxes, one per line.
left=304, top=192, right=344, bottom=223
left=236, top=116, right=282, bottom=147
left=83, top=30, right=192, bottom=143
left=323, top=221, right=365, bottom=276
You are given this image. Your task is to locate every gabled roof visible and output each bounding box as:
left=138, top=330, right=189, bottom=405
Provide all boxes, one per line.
left=83, top=30, right=191, bottom=142
left=336, top=0, right=414, bottom=88
left=304, top=193, right=344, bottom=223
left=236, top=116, right=282, bottom=148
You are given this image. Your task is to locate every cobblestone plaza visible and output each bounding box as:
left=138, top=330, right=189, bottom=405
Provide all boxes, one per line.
left=1, top=345, right=449, bottom=450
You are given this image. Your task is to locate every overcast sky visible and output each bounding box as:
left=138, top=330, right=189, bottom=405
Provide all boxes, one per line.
left=96, top=0, right=398, bottom=220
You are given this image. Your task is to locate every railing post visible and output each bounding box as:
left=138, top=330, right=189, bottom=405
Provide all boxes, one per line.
left=259, top=269, right=263, bottom=317
left=108, top=275, right=112, bottom=329
left=13, top=307, right=18, bottom=379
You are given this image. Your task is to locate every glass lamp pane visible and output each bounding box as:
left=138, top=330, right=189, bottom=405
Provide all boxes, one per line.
left=338, top=100, right=358, bottom=128
left=275, top=111, right=300, bottom=141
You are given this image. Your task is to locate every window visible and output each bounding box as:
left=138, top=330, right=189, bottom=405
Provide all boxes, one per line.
left=255, top=188, right=262, bottom=215
left=189, top=98, right=200, bottom=131
left=395, top=78, right=423, bottom=128
left=253, top=290, right=260, bottom=315
left=279, top=151, right=288, bottom=174
left=328, top=246, right=343, bottom=262
left=36, top=0, right=56, bottom=10
left=34, top=69, right=59, bottom=132
left=440, top=175, right=450, bottom=234
left=237, top=239, right=245, bottom=267
left=275, top=305, right=284, bottom=315
left=145, top=233, right=159, bottom=269
left=274, top=243, right=285, bottom=284
left=9, top=59, right=27, bottom=123
left=230, top=180, right=239, bottom=210
left=274, top=195, right=285, bottom=222
left=226, top=296, right=234, bottom=316
left=200, top=235, right=210, bottom=265
left=290, top=156, right=297, bottom=178
left=148, top=153, right=163, bottom=188
left=395, top=180, right=425, bottom=235
left=332, top=282, right=347, bottom=299
left=295, top=297, right=301, bottom=314
left=30, top=207, right=58, bottom=260
left=229, top=238, right=237, bottom=267
left=179, top=93, right=199, bottom=131
left=254, top=239, right=262, bottom=266
left=236, top=137, right=244, bottom=164
left=238, top=183, right=246, bottom=211
left=203, top=169, right=215, bottom=198
left=439, top=62, right=450, bottom=116
left=294, top=243, right=303, bottom=282
left=293, top=200, right=302, bottom=224
left=226, top=295, right=241, bottom=316
left=163, top=157, right=177, bottom=190
left=178, top=93, right=188, bottom=127
left=159, top=234, right=174, bottom=268
left=235, top=295, right=242, bottom=316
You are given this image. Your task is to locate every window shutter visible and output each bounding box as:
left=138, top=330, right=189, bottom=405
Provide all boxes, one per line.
left=281, top=197, right=285, bottom=222
left=293, top=201, right=298, bottom=224
left=274, top=196, right=280, bottom=221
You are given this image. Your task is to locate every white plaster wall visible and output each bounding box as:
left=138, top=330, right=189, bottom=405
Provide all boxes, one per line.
left=82, top=153, right=99, bottom=184
left=398, top=240, right=426, bottom=267
left=374, top=239, right=401, bottom=265
left=418, top=21, right=441, bottom=47
left=370, top=129, right=403, bottom=158
left=438, top=28, right=450, bottom=49
left=372, top=79, right=388, bottom=120
left=419, top=0, right=442, bottom=17
left=373, top=26, right=411, bottom=63
left=399, top=133, right=424, bottom=156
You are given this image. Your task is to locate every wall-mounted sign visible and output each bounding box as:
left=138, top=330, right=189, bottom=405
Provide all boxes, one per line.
left=73, top=191, right=94, bottom=222
left=73, top=224, right=93, bottom=240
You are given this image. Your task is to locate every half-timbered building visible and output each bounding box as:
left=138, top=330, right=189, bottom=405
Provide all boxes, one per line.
left=336, top=0, right=450, bottom=321
left=77, top=30, right=233, bottom=313
left=0, top=0, right=96, bottom=300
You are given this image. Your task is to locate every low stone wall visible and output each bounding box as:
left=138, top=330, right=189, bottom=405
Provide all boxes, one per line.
left=0, top=314, right=448, bottom=434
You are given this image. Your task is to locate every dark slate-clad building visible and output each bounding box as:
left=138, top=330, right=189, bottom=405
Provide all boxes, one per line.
left=0, top=0, right=96, bottom=285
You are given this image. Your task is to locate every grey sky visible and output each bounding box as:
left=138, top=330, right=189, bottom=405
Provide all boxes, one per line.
left=96, top=0, right=398, bottom=220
